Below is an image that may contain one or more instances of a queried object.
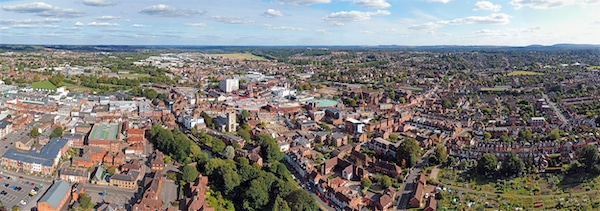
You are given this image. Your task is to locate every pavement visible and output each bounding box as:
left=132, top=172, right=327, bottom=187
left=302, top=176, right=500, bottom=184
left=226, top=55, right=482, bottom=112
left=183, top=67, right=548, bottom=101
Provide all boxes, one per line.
left=542, top=93, right=568, bottom=124
left=0, top=170, right=51, bottom=211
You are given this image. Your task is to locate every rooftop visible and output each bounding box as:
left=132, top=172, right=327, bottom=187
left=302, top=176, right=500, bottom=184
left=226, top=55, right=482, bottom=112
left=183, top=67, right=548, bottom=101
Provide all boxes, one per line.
left=89, top=123, right=119, bottom=141
left=2, top=138, right=68, bottom=167
left=38, top=180, right=70, bottom=209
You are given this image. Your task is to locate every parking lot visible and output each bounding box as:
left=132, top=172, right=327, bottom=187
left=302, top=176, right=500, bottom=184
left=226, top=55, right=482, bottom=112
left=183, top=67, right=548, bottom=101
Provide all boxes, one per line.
left=0, top=175, right=47, bottom=210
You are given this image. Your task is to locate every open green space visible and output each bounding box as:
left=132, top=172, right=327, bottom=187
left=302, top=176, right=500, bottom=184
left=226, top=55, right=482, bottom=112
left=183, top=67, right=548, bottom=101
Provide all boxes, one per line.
left=507, top=71, right=544, bottom=76
left=120, top=73, right=151, bottom=79
left=587, top=66, right=600, bottom=70
left=32, top=80, right=57, bottom=90
left=480, top=87, right=509, bottom=92
left=398, top=86, right=424, bottom=91
left=209, top=53, right=268, bottom=61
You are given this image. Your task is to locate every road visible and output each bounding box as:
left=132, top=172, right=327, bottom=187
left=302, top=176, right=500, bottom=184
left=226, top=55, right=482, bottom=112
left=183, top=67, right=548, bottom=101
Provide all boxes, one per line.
left=395, top=149, right=433, bottom=211
left=542, top=93, right=568, bottom=125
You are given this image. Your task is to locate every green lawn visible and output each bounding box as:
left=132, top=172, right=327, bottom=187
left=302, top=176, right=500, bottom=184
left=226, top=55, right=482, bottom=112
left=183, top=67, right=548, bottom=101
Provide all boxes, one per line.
left=209, top=53, right=268, bottom=61
left=120, top=73, right=151, bottom=79
left=507, top=71, right=544, bottom=76
left=480, top=87, right=509, bottom=92
left=32, top=80, right=57, bottom=90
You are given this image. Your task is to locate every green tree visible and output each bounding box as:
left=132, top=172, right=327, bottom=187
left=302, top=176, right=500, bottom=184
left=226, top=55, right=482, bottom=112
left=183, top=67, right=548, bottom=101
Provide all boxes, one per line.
left=224, top=146, right=235, bottom=160
left=143, top=88, right=158, bottom=99
left=272, top=196, right=291, bottom=211
left=11, top=205, right=19, bottom=211
left=399, top=97, right=406, bottom=104
left=211, top=138, right=226, bottom=153
left=361, top=177, right=372, bottom=190
left=518, top=129, right=533, bottom=141
left=270, top=162, right=292, bottom=181
left=433, top=145, right=448, bottom=164
left=49, top=126, right=64, bottom=138
left=548, top=128, right=560, bottom=141
left=32, top=75, right=40, bottom=82
left=257, top=134, right=284, bottom=163
left=241, top=110, right=250, bottom=120
left=79, top=193, right=93, bottom=209
left=577, top=144, right=600, bottom=172
left=106, top=167, right=116, bottom=175
left=182, top=165, right=199, bottom=183
left=30, top=127, right=40, bottom=138
left=499, top=134, right=512, bottom=142
left=319, top=123, right=331, bottom=131
left=380, top=175, right=392, bottom=188
left=483, top=132, right=492, bottom=140
left=389, top=134, right=398, bottom=141
left=396, top=138, right=421, bottom=168
left=500, top=151, right=524, bottom=177
left=477, top=153, right=498, bottom=176
left=238, top=129, right=251, bottom=141
left=286, top=189, right=319, bottom=211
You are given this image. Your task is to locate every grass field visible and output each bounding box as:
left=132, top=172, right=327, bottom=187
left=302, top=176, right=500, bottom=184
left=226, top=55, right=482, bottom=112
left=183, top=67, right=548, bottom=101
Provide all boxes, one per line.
left=120, top=73, right=151, bottom=79
left=480, top=87, right=510, bottom=92
left=209, top=53, right=268, bottom=61
left=587, top=66, right=600, bottom=70
left=32, top=80, right=57, bottom=90
left=507, top=71, right=544, bottom=76
left=398, top=86, right=424, bottom=91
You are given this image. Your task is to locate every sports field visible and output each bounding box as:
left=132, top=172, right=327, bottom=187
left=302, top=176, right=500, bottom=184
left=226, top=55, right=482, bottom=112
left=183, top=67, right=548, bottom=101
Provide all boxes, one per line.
left=209, top=53, right=267, bottom=61
left=507, top=71, right=543, bottom=76
left=89, top=123, right=119, bottom=140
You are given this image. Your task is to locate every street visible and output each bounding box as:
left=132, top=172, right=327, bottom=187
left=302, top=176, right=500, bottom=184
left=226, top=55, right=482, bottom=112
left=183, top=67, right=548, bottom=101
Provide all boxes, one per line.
left=396, top=149, right=433, bottom=211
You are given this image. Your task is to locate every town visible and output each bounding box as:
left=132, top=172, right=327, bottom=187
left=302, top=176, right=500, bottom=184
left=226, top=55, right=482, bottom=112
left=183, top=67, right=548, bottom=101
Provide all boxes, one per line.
left=0, top=45, right=599, bottom=211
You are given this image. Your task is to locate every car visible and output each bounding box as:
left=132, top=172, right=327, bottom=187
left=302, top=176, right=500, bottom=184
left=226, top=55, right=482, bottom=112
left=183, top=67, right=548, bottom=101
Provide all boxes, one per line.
left=0, top=190, right=7, bottom=195
left=3, top=183, right=7, bottom=187
left=6, top=177, right=10, bottom=180
left=31, top=182, right=35, bottom=186
left=16, top=187, right=22, bottom=191
left=25, top=181, right=29, bottom=185
left=98, top=192, right=104, bottom=196
left=33, top=187, right=39, bottom=191
left=20, top=199, right=26, bottom=205
left=18, top=176, right=23, bottom=179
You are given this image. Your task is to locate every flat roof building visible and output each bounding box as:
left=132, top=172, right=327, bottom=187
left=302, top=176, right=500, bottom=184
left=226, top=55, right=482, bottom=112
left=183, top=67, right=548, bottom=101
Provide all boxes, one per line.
left=37, top=180, right=71, bottom=211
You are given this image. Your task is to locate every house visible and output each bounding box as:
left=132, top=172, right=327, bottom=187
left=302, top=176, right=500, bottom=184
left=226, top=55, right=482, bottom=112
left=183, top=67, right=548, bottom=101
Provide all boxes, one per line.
left=328, top=132, right=347, bottom=147
left=0, top=120, right=13, bottom=139
left=133, top=172, right=165, bottom=211
left=72, top=147, right=106, bottom=168
left=103, top=152, right=125, bottom=167
left=59, top=168, right=90, bottom=183
left=342, top=164, right=368, bottom=181
left=150, top=150, right=166, bottom=171
left=63, top=133, right=85, bottom=148
left=349, top=150, right=372, bottom=166
left=186, top=173, right=213, bottom=211
left=373, top=161, right=402, bottom=178
left=424, top=197, right=437, bottom=211
left=125, top=142, right=144, bottom=155
left=109, top=170, right=141, bottom=189
left=409, top=174, right=427, bottom=208
left=37, top=180, right=71, bottom=211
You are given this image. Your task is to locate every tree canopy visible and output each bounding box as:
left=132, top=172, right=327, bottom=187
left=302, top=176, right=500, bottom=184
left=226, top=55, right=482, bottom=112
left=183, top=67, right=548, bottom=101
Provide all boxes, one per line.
left=500, top=151, right=524, bottom=177
left=477, top=153, right=498, bottom=176
left=396, top=138, right=421, bottom=168
left=182, top=165, right=199, bottom=183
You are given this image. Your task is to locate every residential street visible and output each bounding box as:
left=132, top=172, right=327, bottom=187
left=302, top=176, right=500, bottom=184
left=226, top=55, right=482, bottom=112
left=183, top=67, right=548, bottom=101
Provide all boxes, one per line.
left=396, top=149, right=433, bottom=211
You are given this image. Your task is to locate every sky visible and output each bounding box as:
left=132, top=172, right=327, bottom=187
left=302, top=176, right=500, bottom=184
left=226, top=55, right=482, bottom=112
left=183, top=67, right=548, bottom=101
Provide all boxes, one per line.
left=0, top=0, right=599, bottom=46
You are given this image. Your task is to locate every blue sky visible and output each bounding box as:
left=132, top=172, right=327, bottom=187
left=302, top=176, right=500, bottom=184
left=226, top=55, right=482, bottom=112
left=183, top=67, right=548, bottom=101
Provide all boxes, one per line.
left=0, top=0, right=599, bottom=45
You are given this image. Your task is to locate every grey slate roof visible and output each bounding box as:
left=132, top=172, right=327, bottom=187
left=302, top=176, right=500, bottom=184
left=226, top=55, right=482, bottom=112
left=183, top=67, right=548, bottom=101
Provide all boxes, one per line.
left=37, top=180, right=70, bottom=209
left=2, top=138, right=68, bottom=167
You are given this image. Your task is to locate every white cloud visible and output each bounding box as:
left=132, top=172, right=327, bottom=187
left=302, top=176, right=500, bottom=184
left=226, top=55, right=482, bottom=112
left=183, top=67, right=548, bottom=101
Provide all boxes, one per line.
left=278, top=0, right=332, bottom=5
left=354, top=0, right=391, bottom=8
left=2, top=2, right=84, bottom=18
left=132, top=24, right=149, bottom=27
left=140, top=4, right=202, bottom=17
left=263, top=24, right=305, bottom=31
left=439, top=13, right=511, bottom=25
left=96, top=16, right=120, bottom=20
left=74, top=21, right=119, bottom=26
left=509, top=0, right=599, bottom=9
left=474, top=1, right=502, bottom=11
left=426, top=0, right=451, bottom=3
left=0, top=18, right=62, bottom=24
left=410, top=13, right=511, bottom=31
left=263, top=9, right=284, bottom=17
left=211, top=16, right=254, bottom=24
left=184, top=23, right=207, bottom=27
left=322, top=10, right=390, bottom=25
left=0, top=27, right=9, bottom=30
left=13, top=24, right=58, bottom=28
left=82, top=0, right=115, bottom=6
left=315, top=29, right=329, bottom=34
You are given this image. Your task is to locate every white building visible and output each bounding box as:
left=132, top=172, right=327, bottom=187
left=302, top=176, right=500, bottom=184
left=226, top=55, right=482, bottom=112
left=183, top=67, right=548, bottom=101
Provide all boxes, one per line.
left=220, top=78, right=239, bottom=93
left=178, top=114, right=206, bottom=130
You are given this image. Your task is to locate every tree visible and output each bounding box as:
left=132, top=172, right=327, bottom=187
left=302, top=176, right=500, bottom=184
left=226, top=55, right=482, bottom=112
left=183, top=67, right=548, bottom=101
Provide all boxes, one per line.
left=577, top=144, right=600, bottom=172
left=270, top=162, right=292, bottom=181
left=79, top=193, right=93, bottom=209
left=32, top=75, right=40, bottom=82
left=380, top=175, right=392, bottom=188
left=106, top=167, right=116, bottom=175
left=499, top=134, right=512, bottom=142
left=477, top=153, right=498, bottom=176
left=361, top=177, right=372, bottom=190
left=224, top=146, right=235, bottom=160
left=518, top=129, right=533, bottom=141
left=238, top=129, right=251, bottom=141
left=399, top=97, right=406, bottom=104
left=30, top=127, right=40, bottom=138
left=182, top=165, right=199, bottom=183
left=483, top=132, right=492, bottom=140
left=500, top=151, right=524, bottom=177
left=389, top=134, right=398, bottom=141
left=548, top=128, right=560, bottom=141
left=257, top=134, right=284, bottom=163
left=433, top=145, right=448, bottom=164
left=11, top=206, right=19, bottom=211
left=241, top=110, right=250, bottom=120
left=143, top=88, right=158, bottom=99
left=49, top=126, right=64, bottom=138
left=319, top=123, right=331, bottom=131
left=396, top=138, right=421, bottom=168
left=272, top=196, right=291, bottom=211
left=286, top=189, right=319, bottom=211
left=212, top=138, right=226, bottom=154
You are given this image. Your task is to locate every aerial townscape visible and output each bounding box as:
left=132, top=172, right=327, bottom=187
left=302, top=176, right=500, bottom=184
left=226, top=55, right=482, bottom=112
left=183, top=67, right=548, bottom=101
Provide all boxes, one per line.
left=0, top=44, right=599, bottom=211
left=1, top=0, right=600, bottom=209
